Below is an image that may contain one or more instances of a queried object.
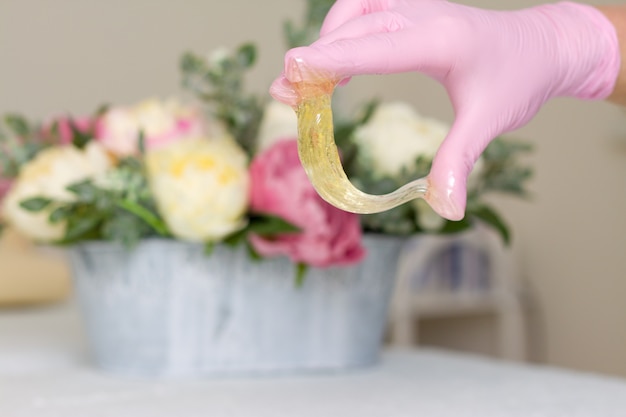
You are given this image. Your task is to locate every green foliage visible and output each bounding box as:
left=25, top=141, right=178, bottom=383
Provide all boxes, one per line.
left=4, top=114, right=30, bottom=138
left=0, top=114, right=48, bottom=179
left=180, top=44, right=265, bottom=157
left=475, top=138, right=534, bottom=196
left=19, top=197, right=53, bottom=212
left=295, top=263, right=308, bottom=288
left=466, top=204, right=511, bottom=246
left=284, top=0, right=336, bottom=48
left=223, top=214, right=301, bottom=247
left=19, top=157, right=170, bottom=248
left=350, top=139, right=532, bottom=245
left=69, top=120, right=92, bottom=150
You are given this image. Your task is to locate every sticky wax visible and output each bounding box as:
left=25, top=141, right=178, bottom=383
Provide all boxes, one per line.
left=294, top=81, right=431, bottom=214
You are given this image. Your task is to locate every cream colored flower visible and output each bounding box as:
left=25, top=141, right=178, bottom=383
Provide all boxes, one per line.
left=2, top=143, right=112, bottom=242
left=146, top=136, right=249, bottom=242
left=354, top=101, right=484, bottom=187
left=257, top=101, right=298, bottom=151
left=353, top=102, right=448, bottom=178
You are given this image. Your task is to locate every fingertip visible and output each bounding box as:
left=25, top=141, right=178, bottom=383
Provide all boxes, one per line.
left=426, top=165, right=468, bottom=222
left=284, top=48, right=338, bottom=83
left=426, top=187, right=467, bottom=221
left=431, top=196, right=466, bottom=222
left=269, top=75, right=299, bottom=107
left=283, top=48, right=306, bottom=83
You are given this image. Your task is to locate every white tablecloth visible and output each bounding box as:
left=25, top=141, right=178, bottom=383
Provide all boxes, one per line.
left=1, top=302, right=626, bottom=417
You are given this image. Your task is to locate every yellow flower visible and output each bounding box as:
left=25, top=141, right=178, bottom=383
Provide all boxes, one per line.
left=2, top=143, right=113, bottom=242
left=146, top=136, right=249, bottom=242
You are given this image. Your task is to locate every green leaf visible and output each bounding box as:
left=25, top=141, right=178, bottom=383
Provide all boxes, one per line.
left=94, top=103, right=110, bottom=117
left=49, top=205, right=73, bottom=223
left=294, top=263, right=308, bottom=288
left=469, top=205, right=511, bottom=246
left=4, top=114, right=30, bottom=137
left=247, top=214, right=301, bottom=237
left=438, top=217, right=473, bottom=235
left=283, top=0, right=335, bottom=48
left=66, top=180, right=98, bottom=202
left=94, top=191, right=116, bottom=212
left=69, top=118, right=92, bottom=149
left=204, top=241, right=215, bottom=256
left=483, top=138, right=533, bottom=160
left=64, top=214, right=102, bottom=241
left=49, top=120, right=60, bottom=139
left=19, top=197, right=52, bottom=212
left=236, top=43, right=256, bottom=68
left=100, top=211, right=147, bottom=247
left=245, top=241, right=262, bottom=261
left=180, top=52, right=205, bottom=74
left=223, top=228, right=247, bottom=247
left=115, top=200, right=169, bottom=236
left=137, top=130, right=146, bottom=155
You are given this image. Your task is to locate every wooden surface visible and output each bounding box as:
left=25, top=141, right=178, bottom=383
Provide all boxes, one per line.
left=0, top=229, right=70, bottom=306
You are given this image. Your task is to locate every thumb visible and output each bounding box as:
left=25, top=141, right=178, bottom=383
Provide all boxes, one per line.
left=427, top=116, right=492, bottom=221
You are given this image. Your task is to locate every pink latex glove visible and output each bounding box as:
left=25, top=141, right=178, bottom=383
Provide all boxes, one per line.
left=270, top=0, right=620, bottom=221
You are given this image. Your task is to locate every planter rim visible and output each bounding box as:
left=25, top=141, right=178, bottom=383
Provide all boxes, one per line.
left=67, top=232, right=409, bottom=251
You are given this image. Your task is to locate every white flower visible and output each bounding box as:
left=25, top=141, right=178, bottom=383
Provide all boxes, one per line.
left=257, top=101, right=298, bottom=151
left=353, top=102, right=448, bottom=178
left=353, top=101, right=484, bottom=188
left=2, top=143, right=112, bottom=242
left=146, top=136, right=249, bottom=242
left=97, top=98, right=205, bottom=157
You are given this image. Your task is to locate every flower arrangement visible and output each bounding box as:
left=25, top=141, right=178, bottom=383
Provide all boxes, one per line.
left=0, top=0, right=532, bottom=283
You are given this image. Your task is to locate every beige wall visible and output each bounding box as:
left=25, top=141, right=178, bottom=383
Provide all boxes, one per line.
left=1, top=0, right=626, bottom=376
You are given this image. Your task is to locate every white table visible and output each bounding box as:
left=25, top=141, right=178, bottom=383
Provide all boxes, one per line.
left=1, top=302, right=626, bottom=417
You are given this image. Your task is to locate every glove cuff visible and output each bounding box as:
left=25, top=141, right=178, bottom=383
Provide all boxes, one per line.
left=545, top=2, right=621, bottom=100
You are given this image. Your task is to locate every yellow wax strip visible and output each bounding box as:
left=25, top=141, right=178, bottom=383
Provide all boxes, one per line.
left=295, top=82, right=430, bottom=214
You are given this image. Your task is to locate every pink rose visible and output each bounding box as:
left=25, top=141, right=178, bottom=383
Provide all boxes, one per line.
left=248, top=138, right=366, bottom=267
left=95, top=99, right=205, bottom=157
left=40, top=116, right=97, bottom=145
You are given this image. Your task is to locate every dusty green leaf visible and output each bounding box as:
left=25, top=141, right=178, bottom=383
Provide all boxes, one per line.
left=294, top=263, right=308, bottom=288
left=247, top=214, right=301, bottom=237
left=4, top=114, right=30, bottom=137
left=470, top=205, right=511, bottom=246
left=19, top=197, right=52, bottom=212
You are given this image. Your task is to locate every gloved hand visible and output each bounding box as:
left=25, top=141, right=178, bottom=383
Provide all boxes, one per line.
left=270, top=0, right=620, bottom=220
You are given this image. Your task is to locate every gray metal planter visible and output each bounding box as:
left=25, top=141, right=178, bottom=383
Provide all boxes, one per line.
left=68, top=234, right=404, bottom=377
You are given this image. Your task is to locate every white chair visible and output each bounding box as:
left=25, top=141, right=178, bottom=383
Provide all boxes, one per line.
left=388, top=225, right=527, bottom=361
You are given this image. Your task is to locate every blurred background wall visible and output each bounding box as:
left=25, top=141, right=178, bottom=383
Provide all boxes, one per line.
left=1, top=0, right=625, bottom=376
